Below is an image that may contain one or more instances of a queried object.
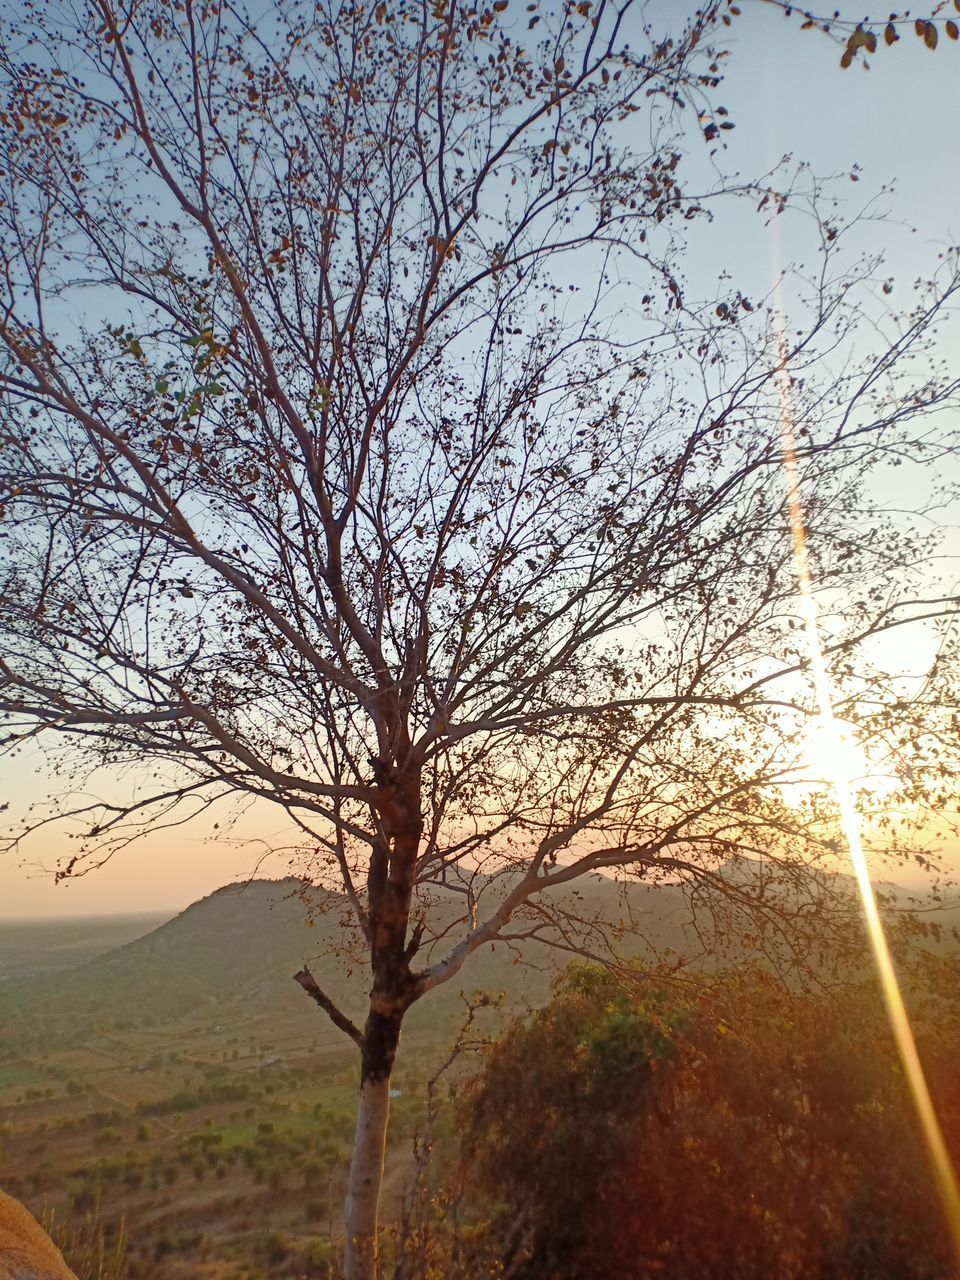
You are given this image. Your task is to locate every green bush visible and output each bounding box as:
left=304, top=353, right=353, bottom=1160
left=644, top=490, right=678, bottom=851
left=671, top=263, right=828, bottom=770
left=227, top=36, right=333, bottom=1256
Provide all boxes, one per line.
left=461, top=962, right=960, bottom=1280
left=257, top=1229, right=290, bottom=1266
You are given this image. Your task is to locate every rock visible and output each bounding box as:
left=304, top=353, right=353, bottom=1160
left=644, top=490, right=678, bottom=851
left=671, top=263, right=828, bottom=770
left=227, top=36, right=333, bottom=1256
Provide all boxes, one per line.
left=0, top=1190, right=77, bottom=1280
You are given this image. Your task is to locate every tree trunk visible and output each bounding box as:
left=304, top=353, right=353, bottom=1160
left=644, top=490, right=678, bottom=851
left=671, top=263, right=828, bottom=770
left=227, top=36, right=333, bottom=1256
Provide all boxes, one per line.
left=344, top=1007, right=406, bottom=1280
left=344, top=1071, right=392, bottom=1280
left=342, top=762, right=421, bottom=1279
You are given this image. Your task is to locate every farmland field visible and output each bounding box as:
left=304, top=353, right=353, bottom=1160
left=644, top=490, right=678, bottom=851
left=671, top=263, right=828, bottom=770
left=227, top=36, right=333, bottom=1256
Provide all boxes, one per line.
left=0, top=895, right=517, bottom=1279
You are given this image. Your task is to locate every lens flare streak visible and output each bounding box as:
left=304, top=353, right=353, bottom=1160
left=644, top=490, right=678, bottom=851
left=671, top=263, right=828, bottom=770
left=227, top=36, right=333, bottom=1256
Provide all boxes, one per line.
left=773, top=323, right=960, bottom=1265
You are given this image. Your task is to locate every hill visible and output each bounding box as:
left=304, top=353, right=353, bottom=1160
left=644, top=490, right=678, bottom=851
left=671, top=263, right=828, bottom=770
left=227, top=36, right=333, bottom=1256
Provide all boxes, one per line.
left=0, top=873, right=701, bottom=1052
left=2, top=862, right=955, bottom=1053
left=0, top=866, right=956, bottom=1280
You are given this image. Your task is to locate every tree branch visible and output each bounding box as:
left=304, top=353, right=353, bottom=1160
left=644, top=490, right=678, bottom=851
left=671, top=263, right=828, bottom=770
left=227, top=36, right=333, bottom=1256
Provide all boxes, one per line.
left=293, top=968, right=364, bottom=1048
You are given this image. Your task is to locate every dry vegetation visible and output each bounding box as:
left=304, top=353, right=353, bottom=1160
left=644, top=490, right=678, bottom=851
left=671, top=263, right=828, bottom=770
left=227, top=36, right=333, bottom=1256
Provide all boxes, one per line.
left=0, top=914, right=453, bottom=1279
left=1, top=1005, right=437, bottom=1278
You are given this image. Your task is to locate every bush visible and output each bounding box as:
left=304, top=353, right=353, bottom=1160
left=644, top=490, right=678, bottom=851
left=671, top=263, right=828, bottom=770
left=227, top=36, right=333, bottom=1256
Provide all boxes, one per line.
left=299, top=1237, right=337, bottom=1276
left=257, top=1230, right=290, bottom=1266
left=461, top=963, right=960, bottom=1280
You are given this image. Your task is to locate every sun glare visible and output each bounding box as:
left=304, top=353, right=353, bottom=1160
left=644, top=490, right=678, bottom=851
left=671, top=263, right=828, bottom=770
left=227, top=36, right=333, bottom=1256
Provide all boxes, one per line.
left=803, top=719, right=868, bottom=791
left=773, top=316, right=960, bottom=1267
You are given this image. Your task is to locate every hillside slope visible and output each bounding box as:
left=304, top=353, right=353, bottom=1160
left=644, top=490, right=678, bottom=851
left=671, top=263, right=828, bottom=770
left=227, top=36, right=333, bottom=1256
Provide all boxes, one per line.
left=0, top=873, right=699, bottom=1050
left=2, top=864, right=954, bottom=1052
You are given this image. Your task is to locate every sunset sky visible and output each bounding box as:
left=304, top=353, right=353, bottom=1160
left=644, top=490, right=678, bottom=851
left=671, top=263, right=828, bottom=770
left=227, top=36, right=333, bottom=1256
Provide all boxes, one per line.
left=3, top=3, right=959, bottom=918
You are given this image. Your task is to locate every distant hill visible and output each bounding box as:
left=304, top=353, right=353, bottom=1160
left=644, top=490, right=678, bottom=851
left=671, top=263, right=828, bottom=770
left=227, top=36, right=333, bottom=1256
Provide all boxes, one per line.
left=0, top=879, right=341, bottom=1049
left=0, top=864, right=955, bottom=1053
left=0, top=874, right=696, bottom=1051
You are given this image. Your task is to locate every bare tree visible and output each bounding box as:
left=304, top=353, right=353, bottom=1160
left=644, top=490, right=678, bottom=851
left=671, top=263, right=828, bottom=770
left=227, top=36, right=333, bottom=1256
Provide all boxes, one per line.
left=1, top=0, right=959, bottom=1273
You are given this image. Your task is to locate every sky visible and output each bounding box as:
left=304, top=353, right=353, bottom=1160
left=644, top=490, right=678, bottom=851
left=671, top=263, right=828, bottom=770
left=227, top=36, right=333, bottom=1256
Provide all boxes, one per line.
left=2, top=1, right=960, bottom=918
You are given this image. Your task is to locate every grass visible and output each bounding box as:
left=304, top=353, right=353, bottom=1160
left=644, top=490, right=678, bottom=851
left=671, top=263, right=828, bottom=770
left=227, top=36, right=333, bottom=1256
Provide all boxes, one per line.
left=0, top=1064, right=39, bottom=1090
left=43, top=1200, right=128, bottom=1280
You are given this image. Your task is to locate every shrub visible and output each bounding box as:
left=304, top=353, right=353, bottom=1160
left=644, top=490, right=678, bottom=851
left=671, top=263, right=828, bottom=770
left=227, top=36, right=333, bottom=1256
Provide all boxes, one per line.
left=461, top=963, right=960, bottom=1280
left=258, top=1230, right=290, bottom=1266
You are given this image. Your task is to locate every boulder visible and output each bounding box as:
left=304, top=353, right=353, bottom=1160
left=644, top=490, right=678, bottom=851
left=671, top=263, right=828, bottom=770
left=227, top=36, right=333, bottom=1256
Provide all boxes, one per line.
left=0, top=1190, right=77, bottom=1280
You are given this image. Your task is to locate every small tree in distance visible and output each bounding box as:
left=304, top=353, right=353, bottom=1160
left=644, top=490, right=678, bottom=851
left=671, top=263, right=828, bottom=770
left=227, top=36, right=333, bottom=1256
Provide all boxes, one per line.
left=1, top=1, right=959, bottom=1274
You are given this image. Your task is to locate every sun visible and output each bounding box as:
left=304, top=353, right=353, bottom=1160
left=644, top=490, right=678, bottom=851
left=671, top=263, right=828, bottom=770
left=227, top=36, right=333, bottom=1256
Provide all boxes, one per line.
left=803, top=719, right=869, bottom=791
